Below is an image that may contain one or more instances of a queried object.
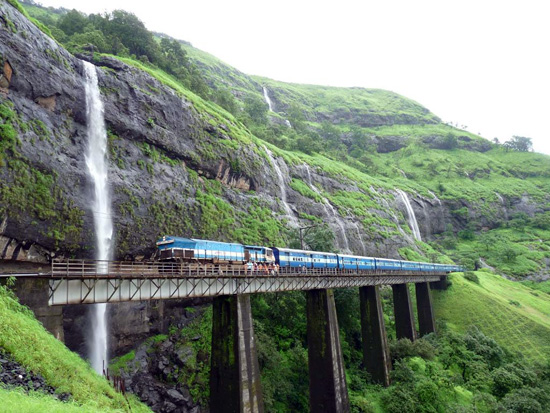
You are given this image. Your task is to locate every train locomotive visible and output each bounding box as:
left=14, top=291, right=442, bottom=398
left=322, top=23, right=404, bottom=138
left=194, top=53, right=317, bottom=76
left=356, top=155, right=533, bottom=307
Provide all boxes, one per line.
left=156, top=236, right=463, bottom=273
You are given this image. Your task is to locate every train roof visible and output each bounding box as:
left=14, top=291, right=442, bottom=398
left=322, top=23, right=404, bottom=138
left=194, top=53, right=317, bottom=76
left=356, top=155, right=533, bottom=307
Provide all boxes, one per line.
left=156, top=235, right=242, bottom=247
left=272, top=247, right=337, bottom=256
left=244, top=245, right=272, bottom=250
left=338, top=254, right=376, bottom=260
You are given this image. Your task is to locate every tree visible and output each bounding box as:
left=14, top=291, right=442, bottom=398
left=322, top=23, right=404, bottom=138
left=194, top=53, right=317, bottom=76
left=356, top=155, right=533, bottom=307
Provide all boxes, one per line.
left=532, top=212, right=550, bottom=230
left=441, top=133, right=458, bottom=150
left=244, top=94, right=268, bottom=124
left=503, top=136, right=533, bottom=152
left=57, top=9, right=87, bottom=36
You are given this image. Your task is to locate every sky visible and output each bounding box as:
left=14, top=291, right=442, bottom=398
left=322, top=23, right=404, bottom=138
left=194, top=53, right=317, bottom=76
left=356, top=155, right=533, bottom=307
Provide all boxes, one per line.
left=37, top=0, right=550, bottom=155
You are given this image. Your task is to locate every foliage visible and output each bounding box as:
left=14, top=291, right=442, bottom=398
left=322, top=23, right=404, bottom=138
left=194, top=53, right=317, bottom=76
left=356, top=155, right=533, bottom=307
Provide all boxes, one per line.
left=503, top=135, right=533, bottom=152
left=0, top=285, right=149, bottom=412
left=29, top=7, right=212, bottom=99
left=463, top=271, right=480, bottom=284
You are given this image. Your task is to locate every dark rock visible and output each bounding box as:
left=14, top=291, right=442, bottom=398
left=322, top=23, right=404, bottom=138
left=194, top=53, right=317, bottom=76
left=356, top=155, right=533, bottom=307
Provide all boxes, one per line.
left=0, top=349, right=71, bottom=401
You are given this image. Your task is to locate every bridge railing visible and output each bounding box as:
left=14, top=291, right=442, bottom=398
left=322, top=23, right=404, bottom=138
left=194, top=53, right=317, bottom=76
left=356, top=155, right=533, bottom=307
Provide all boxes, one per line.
left=51, top=260, right=446, bottom=279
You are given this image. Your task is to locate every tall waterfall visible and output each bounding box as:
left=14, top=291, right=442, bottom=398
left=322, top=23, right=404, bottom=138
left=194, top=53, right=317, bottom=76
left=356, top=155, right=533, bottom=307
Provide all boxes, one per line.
left=262, top=86, right=274, bottom=112
left=83, top=61, right=113, bottom=374
left=264, top=146, right=298, bottom=227
left=396, top=189, right=422, bottom=241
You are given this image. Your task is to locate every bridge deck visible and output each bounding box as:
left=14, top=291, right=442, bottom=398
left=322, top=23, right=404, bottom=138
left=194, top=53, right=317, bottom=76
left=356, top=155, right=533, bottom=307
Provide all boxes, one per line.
left=43, top=260, right=445, bottom=305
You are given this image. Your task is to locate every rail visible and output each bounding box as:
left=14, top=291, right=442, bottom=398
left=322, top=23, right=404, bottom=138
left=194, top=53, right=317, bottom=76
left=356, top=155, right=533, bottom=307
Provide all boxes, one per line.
left=50, top=259, right=448, bottom=279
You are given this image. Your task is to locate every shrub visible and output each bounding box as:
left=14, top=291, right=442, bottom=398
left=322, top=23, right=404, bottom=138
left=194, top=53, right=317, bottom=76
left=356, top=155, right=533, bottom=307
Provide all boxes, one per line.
left=464, top=271, right=480, bottom=284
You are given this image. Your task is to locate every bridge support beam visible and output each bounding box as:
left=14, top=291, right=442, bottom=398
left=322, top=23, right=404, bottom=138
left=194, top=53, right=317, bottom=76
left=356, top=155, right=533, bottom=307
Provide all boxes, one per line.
left=210, top=294, right=263, bottom=413
left=306, top=289, right=350, bottom=413
left=415, top=282, right=436, bottom=336
left=391, top=283, right=417, bottom=341
left=359, top=286, right=392, bottom=386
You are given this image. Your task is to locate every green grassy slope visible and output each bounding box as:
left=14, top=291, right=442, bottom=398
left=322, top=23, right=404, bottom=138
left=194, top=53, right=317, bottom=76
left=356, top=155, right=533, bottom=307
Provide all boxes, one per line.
left=433, top=271, right=550, bottom=362
left=0, top=285, right=150, bottom=412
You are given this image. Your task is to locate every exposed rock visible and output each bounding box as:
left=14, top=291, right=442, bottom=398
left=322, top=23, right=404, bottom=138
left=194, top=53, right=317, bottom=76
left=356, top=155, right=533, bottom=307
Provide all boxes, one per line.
left=0, top=349, right=70, bottom=401
left=113, top=307, right=209, bottom=413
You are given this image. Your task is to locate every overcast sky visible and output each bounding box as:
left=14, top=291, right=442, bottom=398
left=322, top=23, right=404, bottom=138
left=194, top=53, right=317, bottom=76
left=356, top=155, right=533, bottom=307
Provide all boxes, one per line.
left=37, top=0, right=550, bottom=155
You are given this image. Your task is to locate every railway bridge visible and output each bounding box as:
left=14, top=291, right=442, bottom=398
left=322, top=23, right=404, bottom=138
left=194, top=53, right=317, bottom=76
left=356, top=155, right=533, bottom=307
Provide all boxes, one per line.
left=3, top=260, right=450, bottom=413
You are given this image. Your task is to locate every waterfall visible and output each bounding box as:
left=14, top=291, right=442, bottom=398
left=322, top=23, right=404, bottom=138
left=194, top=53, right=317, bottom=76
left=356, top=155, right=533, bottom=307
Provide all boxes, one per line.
left=264, top=146, right=298, bottom=227
left=352, top=221, right=367, bottom=255
left=427, top=190, right=442, bottom=206
left=304, top=165, right=350, bottom=253
left=262, top=86, right=274, bottom=112
left=396, top=189, right=422, bottom=241
left=83, top=60, right=113, bottom=374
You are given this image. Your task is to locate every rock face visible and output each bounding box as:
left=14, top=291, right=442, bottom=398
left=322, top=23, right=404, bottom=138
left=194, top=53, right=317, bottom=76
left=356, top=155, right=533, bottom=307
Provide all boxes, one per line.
left=114, top=307, right=209, bottom=413
left=62, top=297, right=210, bottom=360
left=0, top=1, right=446, bottom=261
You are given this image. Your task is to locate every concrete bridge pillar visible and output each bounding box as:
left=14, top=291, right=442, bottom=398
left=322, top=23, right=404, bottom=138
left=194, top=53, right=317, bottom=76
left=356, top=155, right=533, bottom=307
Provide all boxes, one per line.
left=415, top=282, right=436, bottom=336
left=391, top=283, right=417, bottom=341
left=210, top=294, right=263, bottom=413
left=359, top=286, right=392, bottom=386
left=306, top=289, right=350, bottom=413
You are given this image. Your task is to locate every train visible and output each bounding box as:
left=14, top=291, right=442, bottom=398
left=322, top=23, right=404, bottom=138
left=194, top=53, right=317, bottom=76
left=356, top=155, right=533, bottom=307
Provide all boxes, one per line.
left=156, top=236, right=463, bottom=273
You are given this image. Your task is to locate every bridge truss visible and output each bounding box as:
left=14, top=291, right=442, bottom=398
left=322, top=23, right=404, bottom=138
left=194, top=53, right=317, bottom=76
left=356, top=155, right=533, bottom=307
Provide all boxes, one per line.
left=46, top=260, right=444, bottom=305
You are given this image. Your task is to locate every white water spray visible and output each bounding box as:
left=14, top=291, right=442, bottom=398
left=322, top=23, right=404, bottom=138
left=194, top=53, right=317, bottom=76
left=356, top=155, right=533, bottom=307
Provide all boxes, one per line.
left=83, top=61, right=113, bottom=374
left=396, top=189, right=422, bottom=241
left=262, top=86, right=274, bottom=112
left=264, top=146, right=298, bottom=227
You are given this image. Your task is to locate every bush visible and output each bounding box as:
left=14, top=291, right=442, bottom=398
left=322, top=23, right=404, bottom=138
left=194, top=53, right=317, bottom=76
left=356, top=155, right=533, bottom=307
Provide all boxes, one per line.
left=390, top=338, right=436, bottom=362
left=464, top=272, right=480, bottom=284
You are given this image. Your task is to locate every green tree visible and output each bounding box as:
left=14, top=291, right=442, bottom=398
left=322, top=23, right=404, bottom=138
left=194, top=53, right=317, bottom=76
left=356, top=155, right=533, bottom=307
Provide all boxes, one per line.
left=504, top=135, right=533, bottom=152
left=57, top=9, right=87, bottom=36
left=244, top=94, right=268, bottom=124
left=532, top=212, right=550, bottom=230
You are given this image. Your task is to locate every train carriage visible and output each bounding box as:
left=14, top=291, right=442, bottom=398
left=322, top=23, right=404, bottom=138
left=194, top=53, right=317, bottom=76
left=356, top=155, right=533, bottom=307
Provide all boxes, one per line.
left=401, top=261, right=422, bottom=271
left=156, top=235, right=466, bottom=274
left=374, top=258, right=403, bottom=271
left=311, top=252, right=338, bottom=269
left=272, top=247, right=313, bottom=269
left=337, top=254, right=376, bottom=270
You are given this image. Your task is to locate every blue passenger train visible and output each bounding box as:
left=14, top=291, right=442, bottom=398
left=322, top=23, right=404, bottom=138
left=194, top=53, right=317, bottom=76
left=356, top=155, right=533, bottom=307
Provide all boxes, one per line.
left=156, top=235, right=463, bottom=273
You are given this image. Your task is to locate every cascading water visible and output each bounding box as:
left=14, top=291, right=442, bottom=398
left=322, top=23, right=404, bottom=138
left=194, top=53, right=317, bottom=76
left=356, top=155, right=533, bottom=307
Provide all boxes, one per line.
left=427, top=190, right=442, bottom=206
left=262, top=86, right=274, bottom=112
left=304, top=165, right=350, bottom=252
left=263, top=86, right=292, bottom=128
left=396, top=189, right=422, bottom=241
left=264, top=146, right=298, bottom=227
left=83, top=60, right=113, bottom=374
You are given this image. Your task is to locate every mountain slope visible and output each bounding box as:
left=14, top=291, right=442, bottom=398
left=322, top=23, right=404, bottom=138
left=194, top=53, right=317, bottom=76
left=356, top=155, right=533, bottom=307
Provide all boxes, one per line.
left=0, top=285, right=150, bottom=412
left=433, top=271, right=550, bottom=361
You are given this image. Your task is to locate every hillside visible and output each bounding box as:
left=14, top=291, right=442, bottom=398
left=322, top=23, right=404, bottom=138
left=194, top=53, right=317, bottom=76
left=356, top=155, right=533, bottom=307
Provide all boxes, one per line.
left=433, top=271, right=550, bottom=362
left=0, top=284, right=150, bottom=412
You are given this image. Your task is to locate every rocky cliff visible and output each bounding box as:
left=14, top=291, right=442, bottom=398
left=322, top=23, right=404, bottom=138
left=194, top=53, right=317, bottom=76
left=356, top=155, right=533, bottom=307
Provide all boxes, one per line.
left=0, top=1, right=437, bottom=262
left=2, top=1, right=549, bottom=267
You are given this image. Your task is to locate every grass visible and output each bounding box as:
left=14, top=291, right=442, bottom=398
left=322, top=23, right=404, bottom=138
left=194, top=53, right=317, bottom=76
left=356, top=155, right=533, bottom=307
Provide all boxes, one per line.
left=0, top=387, right=112, bottom=413
left=432, top=271, right=550, bottom=362
left=0, top=285, right=150, bottom=412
